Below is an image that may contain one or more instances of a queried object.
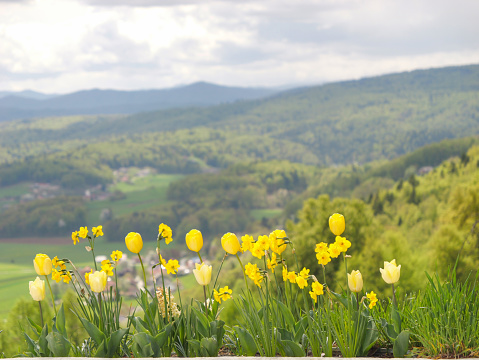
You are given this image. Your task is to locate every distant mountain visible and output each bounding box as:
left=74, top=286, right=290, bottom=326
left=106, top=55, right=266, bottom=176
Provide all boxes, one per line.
left=0, top=82, right=277, bottom=122
left=0, top=90, right=59, bottom=100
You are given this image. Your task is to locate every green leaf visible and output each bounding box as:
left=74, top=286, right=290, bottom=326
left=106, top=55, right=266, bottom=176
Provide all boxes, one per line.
left=187, top=339, right=201, bottom=357
left=234, top=326, right=257, bottom=356
left=38, top=324, right=50, bottom=356
left=94, top=340, right=107, bottom=357
left=330, top=291, right=349, bottom=308
left=281, top=340, right=305, bottom=357
left=274, top=299, right=295, bottom=328
left=132, top=332, right=153, bottom=357
left=391, top=306, right=402, bottom=334
left=200, top=337, right=218, bottom=357
left=54, top=304, right=67, bottom=337
left=79, top=317, right=106, bottom=347
left=46, top=331, right=71, bottom=357
left=27, top=317, right=42, bottom=335
left=393, top=331, right=410, bottom=358
left=106, top=328, right=129, bottom=357
left=277, top=328, right=293, bottom=341
left=23, top=333, right=39, bottom=356
left=360, top=317, right=378, bottom=356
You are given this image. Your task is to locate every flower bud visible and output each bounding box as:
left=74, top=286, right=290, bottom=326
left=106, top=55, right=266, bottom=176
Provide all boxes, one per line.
left=89, top=271, right=107, bottom=293
left=221, top=232, right=241, bottom=255
left=193, top=262, right=212, bottom=286
left=125, top=232, right=143, bottom=254
left=329, top=213, right=345, bottom=236
left=186, top=229, right=203, bottom=253
left=33, top=254, right=52, bottom=276
left=29, top=277, right=45, bottom=301
left=348, top=270, right=363, bottom=293
left=380, top=259, right=401, bottom=284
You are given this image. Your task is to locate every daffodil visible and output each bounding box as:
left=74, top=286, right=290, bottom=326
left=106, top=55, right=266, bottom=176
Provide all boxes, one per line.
left=72, top=231, right=79, bottom=245
left=111, top=250, right=123, bottom=262
left=335, top=235, right=351, bottom=253
left=165, top=259, right=180, bottom=274
left=101, top=260, right=114, bottom=276
left=240, top=234, right=254, bottom=252
left=269, top=229, right=287, bottom=255
left=296, top=276, right=308, bottom=289
left=316, top=251, right=331, bottom=265
left=78, top=226, right=89, bottom=239
left=158, top=223, right=173, bottom=244
left=367, top=291, right=378, bottom=309
left=328, top=243, right=341, bottom=258
left=92, top=225, right=103, bottom=237
left=214, top=286, right=233, bottom=303
left=312, top=281, right=324, bottom=296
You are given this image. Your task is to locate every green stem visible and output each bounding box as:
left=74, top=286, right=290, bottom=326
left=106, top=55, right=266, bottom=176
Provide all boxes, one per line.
left=356, top=292, right=360, bottom=311
left=392, top=283, right=397, bottom=308
left=90, top=238, right=97, bottom=271
left=98, top=293, right=103, bottom=331
left=203, top=285, right=208, bottom=318
left=38, top=301, right=44, bottom=328
left=157, top=241, right=168, bottom=322
left=197, top=251, right=203, bottom=264
left=235, top=253, right=249, bottom=291
left=138, top=253, right=147, bottom=290
left=213, top=253, right=227, bottom=289
left=44, top=275, right=57, bottom=316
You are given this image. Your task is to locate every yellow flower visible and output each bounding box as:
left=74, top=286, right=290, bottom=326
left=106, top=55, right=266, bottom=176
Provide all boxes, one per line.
left=256, top=235, right=270, bottom=251
left=316, top=251, right=331, bottom=266
left=299, top=267, right=310, bottom=280
left=165, top=259, right=180, bottom=274
left=380, top=259, right=401, bottom=284
left=221, top=232, right=241, bottom=255
left=214, top=286, right=233, bottom=303
left=125, top=232, right=143, bottom=254
left=111, top=250, right=123, bottom=262
left=335, top=236, right=351, bottom=253
left=329, top=213, right=345, bottom=236
left=245, top=263, right=259, bottom=277
left=287, top=271, right=297, bottom=284
left=62, top=273, right=72, bottom=284
left=89, top=271, right=107, bottom=293
left=251, top=242, right=264, bottom=259
left=296, top=276, right=308, bottom=289
left=29, top=277, right=45, bottom=301
left=72, top=231, right=79, bottom=245
left=85, top=269, right=93, bottom=285
left=269, top=229, right=287, bottom=255
left=328, top=243, right=341, bottom=258
left=33, top=254, right=52, bottom=276
left=79, top=226, right=89, bottom=239
left=185, top=229, right=203, bottom=252
left=193, top=262, right=212, bottom=286
left=101, top=260, right=114, bottom=276
left=267, top=253, right=277, bottom=273
left=310, top=291, right=318, bottom=303
left=282, top=266, right=288, bottom=282
left=312, top=281, right=324, bottom=296
left=92, top=225, right=103, bottom=237
left=52, top=256, right=65, bottom=269
left=158, top=223, right=173, bottom=244
left=315, top=242, right=328, bottom=253
left=348, top=270, right=363, bottom=293
left=52, top=269, right=62, bottom=283
left=241, top=234, right=254, bottom=253
left=159, top=254, right=167, bottom=266
left=367, top=291, right=378, bottom=309
left=251, top=272, right=263, bottom=288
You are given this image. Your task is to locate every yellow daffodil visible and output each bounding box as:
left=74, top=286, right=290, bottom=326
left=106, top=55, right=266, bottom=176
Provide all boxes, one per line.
left=125, top=232, right=143, bottom=254
left=92, top=225, right=103, bottom=237
left=214, top=286, right=233, bottom=303
left=316, top=251, right=331, bottom=265
left=287, top=271, right=297, bottom=284
left=250, top=242, right=264, bottom=259
left=335, top=236, right=351, bottom=253
left=245, top=263, right=259, bottom=277
left=380, top=259, right=401, bottom=284
left=193, top=263, right=212, bottom=286
left=329, top=213, right=345, bottom=236
left=315, top=242, right=328, bottom=253
left=89, top=271, right=107, bottom=293
left=267, top=253, right=277, bottom=272
left=185, top=229, right=203, bottom=252
left=310, top=291, right=318, bottom=303
left=221, top=232, right=241, bottom=254
left=296, top=276, right=308, bottom=289
left=241, top=234, right=254, bottom=252
left=299, top=267, right=310, bottom=280
left=101, top=260, right=114, bottom=276
left=61, top=273, right=71, bottom=284
left=312, top=281, right=324, bottom=296
left=348, top=270, right=363, bottom=293
left=257, top=235, right=270, bottom=251
left=72, top=231, right=79, bottom=245
left=269, top=229, right=287, bottom=255
left=328, top=243, right=341, bottom=258
left=51, top=269, right=62, bottom=283
left=33, top=254, right=52, bottom=276
left=158, top=223, right=173, bottom=244
left=85, top=269, right=93, bottom=285
left=159, top=254, right=167, bottom=266
left=282, top=266, right=288, bottom=282
left=29, top=277, right=45, bottom=301
left=111, top=250, right=123, bottom=262
left=165, top=259, right=180, bottom=274
left=367, top=291, right=378, bottom=309
left=78, top=226, right=89, bottom=239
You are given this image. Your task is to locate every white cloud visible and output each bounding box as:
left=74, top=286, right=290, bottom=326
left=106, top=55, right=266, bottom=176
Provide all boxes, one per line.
left=0, top=0, right=478, bottom=92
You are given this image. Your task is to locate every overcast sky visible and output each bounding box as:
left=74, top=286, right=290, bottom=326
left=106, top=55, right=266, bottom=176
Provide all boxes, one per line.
left=1, top=0, right=479, bottom=93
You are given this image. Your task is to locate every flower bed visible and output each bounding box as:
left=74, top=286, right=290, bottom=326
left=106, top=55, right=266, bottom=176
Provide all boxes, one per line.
left=11, top=214, right=479, bottom=358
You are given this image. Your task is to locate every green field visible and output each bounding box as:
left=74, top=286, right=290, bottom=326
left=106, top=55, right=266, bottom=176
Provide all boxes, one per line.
left=250, top=208, right=283, bottom=220
left=0, top=263, right=36, bottom=319
left=0, top=182, right=32, bottom=198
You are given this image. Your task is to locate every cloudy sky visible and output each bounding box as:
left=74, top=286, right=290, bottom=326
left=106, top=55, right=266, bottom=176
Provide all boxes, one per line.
left=1, top=0, right=479, bottom=93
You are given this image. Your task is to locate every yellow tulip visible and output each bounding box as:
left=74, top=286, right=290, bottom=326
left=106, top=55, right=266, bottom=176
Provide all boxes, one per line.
left=329, top=213, right=345, bottom=236
left=29, top=277, right=45, bottom=301
left=89, top=271, right=107, bottom=293
left=125, top=232, right=143, bottom=254
left=380, top=259, right=401, bottom=284
left=33, top=254, right=52, bottom=276
left=193, top=262, right=212, bottom=286
left=221, top=232, right=241, bottom=255
left=186, top=229, right=203, bottom=252
left=348, top=270, right=363, bottom=293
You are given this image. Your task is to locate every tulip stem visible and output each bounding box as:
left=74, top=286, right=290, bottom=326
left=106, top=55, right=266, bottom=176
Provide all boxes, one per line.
left=138, top=253, right=147, bottom=291
left=157, top=241, right=169, bottom=321
left=235, top=253, right=249, bottom=292
left=98, top=293, right=103, bottom=331
left=203, top=285, right=208, bottom=318
left=44, top=275, right=57, bottom=316
left=391, top=283, right=397, bottom=308
left=197, top=251, right=203, bottom=264
left=213, top=253, right=227, bottom=289
left=356, top=292, right=360, bottom=311
left=38, top=301, right=44, bottom=328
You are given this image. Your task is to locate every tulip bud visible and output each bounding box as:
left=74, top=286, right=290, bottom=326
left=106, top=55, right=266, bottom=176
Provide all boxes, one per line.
left=329, top=213, right=345, bottom=236
left=380, top=259, right=401, bottom=284
left=221, top=232, right=241, bottom=255
left=29, top=277, right=45, bottom=301
left=193, top=263, right=212, bottom=286
left=348, top=270, right=363, bottom=293
left=125, top=232, right=143, bottom=254
left=186, top=229, right=203, bottom=252
left=89, top=271, right=107, bottom=293
left=33, top=254, right=52, bottom=276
